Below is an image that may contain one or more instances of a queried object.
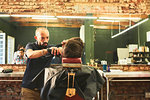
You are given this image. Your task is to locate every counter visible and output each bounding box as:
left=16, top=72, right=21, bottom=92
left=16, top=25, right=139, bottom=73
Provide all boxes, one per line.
left=0, top=72, right=24, bottom=78
left=98, top=64, right=150, bottom=71
left=103, top=71, right=150, bottom=78
left=99, top=70, right=150, bottom=100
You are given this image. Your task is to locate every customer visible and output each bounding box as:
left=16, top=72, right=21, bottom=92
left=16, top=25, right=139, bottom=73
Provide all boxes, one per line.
left=13, top=44, right=26, bottom=63
left=21, top=27, right=61, bottom=100
left=41, top=37, right=105, bottom=100
left=14, top=49, right=27, bottom=64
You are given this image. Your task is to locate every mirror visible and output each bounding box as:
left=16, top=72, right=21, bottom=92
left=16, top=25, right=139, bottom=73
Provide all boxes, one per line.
left=0, top=14, right=149, bottom=64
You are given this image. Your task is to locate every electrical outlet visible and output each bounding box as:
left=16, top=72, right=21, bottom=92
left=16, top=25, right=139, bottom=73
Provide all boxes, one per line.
left=145, top=92, right=150, bottom=98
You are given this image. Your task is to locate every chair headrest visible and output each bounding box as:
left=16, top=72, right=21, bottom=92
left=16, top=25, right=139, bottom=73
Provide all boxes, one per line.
left=62, top=58, right=81, bottom=64
left=62, top=58, right=82, bottom=68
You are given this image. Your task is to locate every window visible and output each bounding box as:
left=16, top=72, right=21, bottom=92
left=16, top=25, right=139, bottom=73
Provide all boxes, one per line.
left=0, top=33, right=5, bottom=64
left=7, top=36, right=15, bottom=64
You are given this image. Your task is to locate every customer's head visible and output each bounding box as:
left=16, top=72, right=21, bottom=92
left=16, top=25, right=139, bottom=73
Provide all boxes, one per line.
left=34, top=27, right=49, bottom=47
left=62, top=37, right=84, bottom=58
left=17, top=44, right=24, bottom=50
left=18, top=49, right=24, bottom=58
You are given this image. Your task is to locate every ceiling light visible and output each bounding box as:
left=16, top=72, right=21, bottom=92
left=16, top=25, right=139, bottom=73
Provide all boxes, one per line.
left=11, top=15, right=33, bottom=17
left=99, top=17, right=141, bottom=20
left=0, top=14, right=10, bottom=17
left=11, top=15, right=55, bottom=18
left=90, top=25, right=94, bottom=27
left=32, top=15, right=55, bottom=18
left=57, top=16, right=97, bottom=19
left=32, top=17, right=57, bottom=20
left=97, top=19, right=120, bottom=22
left=111, top=18, right=149, bottom=38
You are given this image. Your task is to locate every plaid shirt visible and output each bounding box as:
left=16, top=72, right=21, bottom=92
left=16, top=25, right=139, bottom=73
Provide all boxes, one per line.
left=14, top=57, right=27, bottom=64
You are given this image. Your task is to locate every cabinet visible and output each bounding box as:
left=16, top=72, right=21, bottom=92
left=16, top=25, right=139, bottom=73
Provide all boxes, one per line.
left=129, top=52, right=150, bottom=64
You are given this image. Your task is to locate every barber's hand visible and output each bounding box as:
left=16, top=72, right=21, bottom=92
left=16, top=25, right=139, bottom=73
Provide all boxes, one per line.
left=50, top=47, right=62, bottom=56
left=57, top=47, right=62, bottom=55
left=50, top=47, right=57, bottom=56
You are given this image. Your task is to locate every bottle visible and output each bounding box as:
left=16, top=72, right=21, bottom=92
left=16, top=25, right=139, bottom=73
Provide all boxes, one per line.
left=101, top=60, right=107, bottom=72
left=103, top=64, right=107, bottom=72
left=107, top=65, right=110, bottom=72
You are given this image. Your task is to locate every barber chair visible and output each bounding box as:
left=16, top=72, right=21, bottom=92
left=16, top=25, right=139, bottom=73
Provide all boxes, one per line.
left=41, top=58, right=104, bottom=100
left=62, top=58, right=83, bottom=100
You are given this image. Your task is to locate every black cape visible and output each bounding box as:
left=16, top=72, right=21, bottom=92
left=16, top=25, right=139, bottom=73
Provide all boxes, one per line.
left=40, top=65, right=105, bottom=100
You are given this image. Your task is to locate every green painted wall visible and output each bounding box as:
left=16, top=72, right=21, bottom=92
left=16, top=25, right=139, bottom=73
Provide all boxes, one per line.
left=15, top=26, right=80, bottom=49
left=139, top=20, right=150, bottom=46
left=0, top=18, right=18, bottom=63
left=0, top=18, right=17, bottom=37
left=94, top=27, right=138, bottom=64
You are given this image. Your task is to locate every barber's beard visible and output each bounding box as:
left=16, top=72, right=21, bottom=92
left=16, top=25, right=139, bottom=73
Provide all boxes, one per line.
left=39, top=42, right=48, bottom=49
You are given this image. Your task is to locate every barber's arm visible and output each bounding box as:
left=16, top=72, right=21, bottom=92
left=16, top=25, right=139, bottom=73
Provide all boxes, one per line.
left=26, top=49, right=47, bottom=59
left=26, top=47, right=62, bottom=59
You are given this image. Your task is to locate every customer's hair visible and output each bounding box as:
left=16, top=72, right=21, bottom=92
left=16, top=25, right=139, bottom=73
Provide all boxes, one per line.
left=63, top=37, right=84, bottom=58
left=17, top=44, right=24, bottom=50
left=19, top=49, right=24, bottom=52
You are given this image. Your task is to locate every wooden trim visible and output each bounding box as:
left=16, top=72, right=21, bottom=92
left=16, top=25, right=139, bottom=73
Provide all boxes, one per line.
left=19, top=23, right=81, bottom=28
left=11, top=17, right=59, bottom=23
left=94, top=25, right=126, bottom=29
left=94, top=21, right=135, bottom=26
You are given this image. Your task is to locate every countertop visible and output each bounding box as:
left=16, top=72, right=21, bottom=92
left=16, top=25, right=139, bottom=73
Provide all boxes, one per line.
left=98, top=70, right=150, bottom=78
left=0, top=72, right=24, bottom=77
left=0, top=70, right=150, bottom=78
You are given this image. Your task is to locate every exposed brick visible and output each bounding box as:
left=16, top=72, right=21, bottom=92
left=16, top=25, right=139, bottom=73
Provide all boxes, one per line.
left=105, top=81, right=150, bottom=100
left=20, top=2, right=24, bottom=5
left=0, top=77, right=22, bottom=100
left=0, top=0, right=148, bottom=14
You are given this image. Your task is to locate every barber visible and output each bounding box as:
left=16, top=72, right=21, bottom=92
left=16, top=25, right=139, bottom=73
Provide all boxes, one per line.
left=21, top=27, right=61, bottom=100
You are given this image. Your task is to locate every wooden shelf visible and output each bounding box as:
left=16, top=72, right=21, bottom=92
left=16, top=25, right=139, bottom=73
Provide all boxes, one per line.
left=129, top=52, right=150, bottom=64
left=129, top=52, right=150, bottom=54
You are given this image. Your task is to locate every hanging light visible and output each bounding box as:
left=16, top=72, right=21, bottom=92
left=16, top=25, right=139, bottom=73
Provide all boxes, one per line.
left=0, top=14, right=10, bottom=17
left=57, top=16, right=97, bottom=19
left=111, top=18, right=149, bottom=38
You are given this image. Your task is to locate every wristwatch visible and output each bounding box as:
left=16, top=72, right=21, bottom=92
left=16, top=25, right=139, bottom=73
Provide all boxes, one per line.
left=47, top=48, right=51, bottom=54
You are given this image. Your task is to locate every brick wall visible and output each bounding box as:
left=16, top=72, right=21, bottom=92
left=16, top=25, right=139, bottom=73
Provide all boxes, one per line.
left=0, top=77, right=149, bottom=100
left=101, top=78, right=150, bottom=100
left=0, top=77, right=22, bottom=100
left=0, top=0, right=149, bottom=14
left=0, top=65, right=25, bottom=100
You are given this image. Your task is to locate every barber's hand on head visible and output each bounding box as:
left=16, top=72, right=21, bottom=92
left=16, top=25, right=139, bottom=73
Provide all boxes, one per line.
left=61, top=40, right=68, bottom=46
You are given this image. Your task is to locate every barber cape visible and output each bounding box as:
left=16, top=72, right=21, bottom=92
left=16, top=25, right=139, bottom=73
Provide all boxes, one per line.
left=40, top=65, right=105, bottom=100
